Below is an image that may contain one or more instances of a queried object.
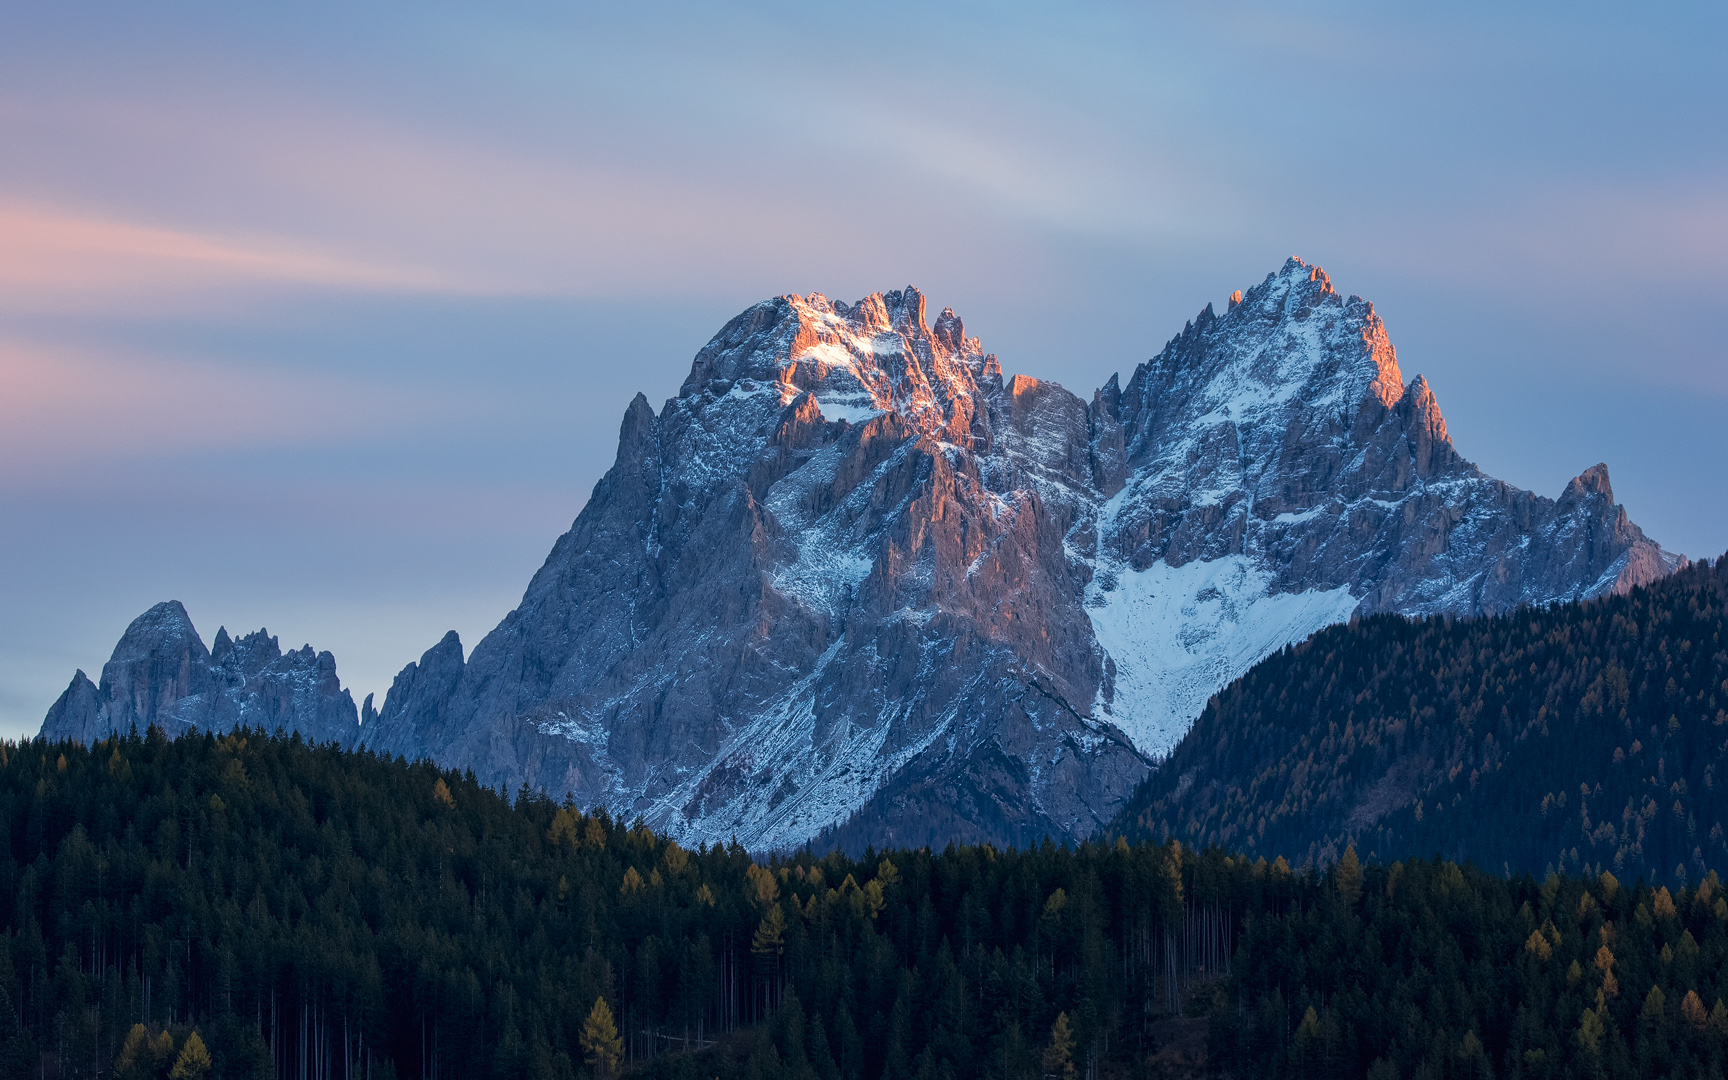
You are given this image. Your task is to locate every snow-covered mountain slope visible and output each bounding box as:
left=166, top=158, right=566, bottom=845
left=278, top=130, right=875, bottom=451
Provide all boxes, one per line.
left=41, top=259, right=1682, bottom=850
left=42, top=601, right=361, bottom=745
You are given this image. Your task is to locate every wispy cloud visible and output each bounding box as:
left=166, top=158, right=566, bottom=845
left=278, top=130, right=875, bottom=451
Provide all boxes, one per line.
left=0, top=198, right=469, bottom=314
left=0, top=336, right=462, bottom=482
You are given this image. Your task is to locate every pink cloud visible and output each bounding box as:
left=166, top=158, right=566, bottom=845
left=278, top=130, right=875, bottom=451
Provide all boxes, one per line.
left=0, top=337, right=459, bottom=482
left=0, top=198, right=467, bottom=314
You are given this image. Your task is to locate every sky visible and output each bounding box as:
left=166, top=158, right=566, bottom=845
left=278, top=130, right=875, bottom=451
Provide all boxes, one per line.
left=2, top=2, right=1725, bottom=739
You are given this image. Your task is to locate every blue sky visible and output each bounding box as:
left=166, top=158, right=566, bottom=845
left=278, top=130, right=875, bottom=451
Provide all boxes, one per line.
left=3, top=2, right=1724, bottom=737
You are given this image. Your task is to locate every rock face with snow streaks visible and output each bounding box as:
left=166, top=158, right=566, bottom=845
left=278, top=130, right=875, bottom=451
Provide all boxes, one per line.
left=42, top=601, right=361, bottom=745
left=1080, top=262, right=1679, bottom=752
left=41, top=259, right=1681, bottom=851
left=362, top=286, right=1142, bottom=850
left=358, top=258, right=1677, bottom=849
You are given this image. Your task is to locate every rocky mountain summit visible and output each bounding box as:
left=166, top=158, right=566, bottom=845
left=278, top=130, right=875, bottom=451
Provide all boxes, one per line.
left=43, top=601, right=361, bottom=746
left=1081, top=264, right=1679, bottom=751
left=41, top=259, right=1681, bottom=850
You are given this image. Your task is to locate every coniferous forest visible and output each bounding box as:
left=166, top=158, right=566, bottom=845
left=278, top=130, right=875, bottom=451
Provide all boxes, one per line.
left=3, top=726, right=1727, bottom=1080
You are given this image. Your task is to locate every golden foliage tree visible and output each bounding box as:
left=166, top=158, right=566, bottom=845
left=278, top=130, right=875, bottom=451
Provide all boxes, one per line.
left=1041, top=1012, right=1076, bottom=1080
left=169, top=1031, right=213, bottom=1080
left=580, top=996, right=623, bottom=1078
left=115, top=1024, right=178, bottom=1080
left=1336, top=845, right=1363, bottom=905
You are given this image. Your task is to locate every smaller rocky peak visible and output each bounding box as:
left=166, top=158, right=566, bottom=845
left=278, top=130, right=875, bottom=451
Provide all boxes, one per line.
left=620, top=392, right=657, bottom=446
left=58, top=668, right=99, bottom=702
left=851, top=292, right=891, bottom=332
left=1386, top=374, right=1466, bottom=481
left=1560, top=463, right=1616, bottom=507
left=376, top=630, right=466, bottom=730
left=933, top=306, right=966, bottom=353
left=1227, top=290, right=1243, bottom=310
left=1196, top=302, right=1217, bottom=328
left=109, top=601, right=207, bottom=666
left=1400, top=374, right=1440, bottom=413
left=889, top=286, right=929, bottom=335
left=427, top=630, right=465, bottom=669
left=361, top=693, right=378, bottom=726
left=1395, top=375, right=1445, bottom=431
left=1094, top=372, right=1123, bottom=419
left=225, top=629, right=283, bottom=673
left=681, top=298, right=794, bottom=394
left=211, top=626, right=233, bottom=662
left=774, top=392, right=829, bottom=447
left=43, top=669, right=105, bottom=743
left=241, top=628, right=279, bottom=650
left=1007, top=373, right=1042, bottom=397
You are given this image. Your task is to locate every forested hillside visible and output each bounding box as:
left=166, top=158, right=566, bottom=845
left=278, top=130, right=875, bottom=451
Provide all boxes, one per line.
left=1216, top=851, right=1728, bottom=1079
left=2, top=729, right=1724, bottom=1079
left=1114, top=554, right=1728, bottom=882
left=0, top=728, right=1236, bottom=1080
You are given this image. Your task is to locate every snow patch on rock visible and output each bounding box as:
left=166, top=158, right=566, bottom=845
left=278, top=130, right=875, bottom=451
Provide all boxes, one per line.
left=1086, top=556, right=1359, bottom=756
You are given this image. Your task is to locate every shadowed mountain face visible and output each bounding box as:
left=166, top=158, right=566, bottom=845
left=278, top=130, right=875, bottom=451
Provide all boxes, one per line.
left=42, top=260, right=1680, bottom=850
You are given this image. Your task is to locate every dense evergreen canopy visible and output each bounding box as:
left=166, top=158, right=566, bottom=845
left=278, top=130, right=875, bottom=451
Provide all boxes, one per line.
left=3, top=727, right=1725, bottom=1079
left=1114, top=555, right=1728, bottom=883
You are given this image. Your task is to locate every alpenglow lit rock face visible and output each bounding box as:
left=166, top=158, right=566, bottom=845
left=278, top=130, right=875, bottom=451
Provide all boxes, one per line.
left=42, top=601, right=361, bottom=746
left=41, top=259, right=1681, bottom=851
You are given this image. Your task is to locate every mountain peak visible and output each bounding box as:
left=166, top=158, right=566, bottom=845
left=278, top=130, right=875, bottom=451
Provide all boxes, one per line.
left=1113, top=260, right=1407, bottom=485
left=1562, top=462, right=1615, bottom=504
left=110, top=600, right=206, bottom=666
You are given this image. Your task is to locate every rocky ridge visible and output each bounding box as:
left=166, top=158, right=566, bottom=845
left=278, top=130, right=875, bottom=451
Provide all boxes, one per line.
left=43, top=601, right=361, bottom=746
left=40, top=260, right=1682, bottom=850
